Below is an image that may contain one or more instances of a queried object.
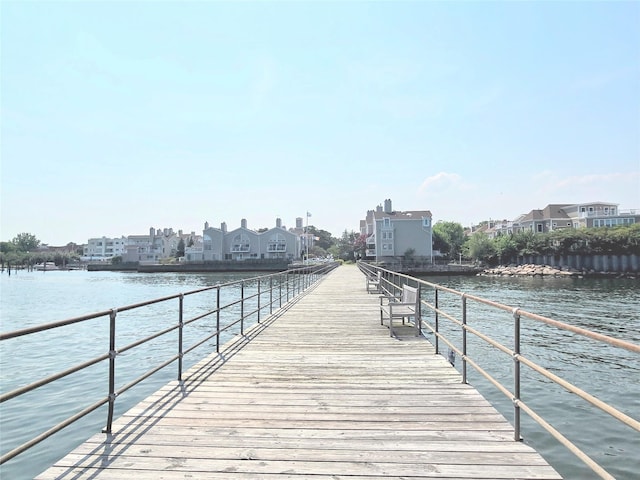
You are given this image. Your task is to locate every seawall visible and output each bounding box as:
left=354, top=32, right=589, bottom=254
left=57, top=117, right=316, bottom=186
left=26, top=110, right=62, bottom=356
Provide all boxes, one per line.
left=88, top=260, right=289, bottom=273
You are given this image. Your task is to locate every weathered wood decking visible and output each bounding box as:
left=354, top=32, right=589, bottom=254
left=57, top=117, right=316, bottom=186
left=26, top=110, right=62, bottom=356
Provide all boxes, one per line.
left=37, top=265, right=561, bottom=479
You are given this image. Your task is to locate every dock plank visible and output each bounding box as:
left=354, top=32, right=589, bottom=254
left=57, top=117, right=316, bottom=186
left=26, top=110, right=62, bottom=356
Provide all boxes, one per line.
left=36, top=265, right=561, bottom=479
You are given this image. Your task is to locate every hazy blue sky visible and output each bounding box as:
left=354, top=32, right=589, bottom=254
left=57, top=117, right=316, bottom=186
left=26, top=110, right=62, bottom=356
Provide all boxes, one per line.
left=2, top=1, right=639, bottom=245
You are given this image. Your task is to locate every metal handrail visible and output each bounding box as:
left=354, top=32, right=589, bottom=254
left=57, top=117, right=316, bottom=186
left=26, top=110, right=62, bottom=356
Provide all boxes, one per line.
left=0, top=262, right=338, bottom=466
left=358, top=261, right=639, bottom=480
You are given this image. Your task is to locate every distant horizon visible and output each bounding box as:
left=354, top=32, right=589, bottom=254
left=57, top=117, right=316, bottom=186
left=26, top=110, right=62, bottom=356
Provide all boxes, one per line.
left=2, top=2, right=638, bottom=246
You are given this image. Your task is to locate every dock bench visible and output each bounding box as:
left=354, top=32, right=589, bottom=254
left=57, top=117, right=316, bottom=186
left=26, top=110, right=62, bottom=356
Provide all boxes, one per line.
left=380, top=284, right=421, bottom=337
left=365, top=271, right=381, bottom=293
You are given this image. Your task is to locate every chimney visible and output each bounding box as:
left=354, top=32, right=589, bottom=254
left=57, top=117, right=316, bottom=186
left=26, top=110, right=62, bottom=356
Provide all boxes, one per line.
left=296, top=217, right=303, bottom=228
left=241, top=218, right=247, bottom=229
left=221, top=222, right=227, bottom=233
left=276, top=218, right=282, bottom=228
left=376, top=205, right=383, bottom=213
left=384, top=199, right=392, bottom=214
left=204, top=221, right=209, bottom=230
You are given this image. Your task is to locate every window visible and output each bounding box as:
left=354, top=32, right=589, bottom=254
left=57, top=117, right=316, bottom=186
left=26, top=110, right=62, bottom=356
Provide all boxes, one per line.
left=537, top=224, right=543, bottom=232
left=383, top=218, right=391, bottom=227
left=422, top=217, right=430, bottom=227
left=231, top=234, right=250, bottom=252
left=268, top=233, right=286, bottom=252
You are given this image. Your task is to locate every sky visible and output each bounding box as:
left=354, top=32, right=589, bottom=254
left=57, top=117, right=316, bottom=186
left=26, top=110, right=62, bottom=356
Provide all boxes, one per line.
left=1, top=1, right=639, bottom=246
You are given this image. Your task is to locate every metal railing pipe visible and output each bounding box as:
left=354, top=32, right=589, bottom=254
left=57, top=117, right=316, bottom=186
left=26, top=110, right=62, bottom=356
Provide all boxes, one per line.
left=513, top=307, right=521, bottom=442
left=240, top=281, right=245, bottom=335
left=257, top=278, right=261, bottom=323
left=178, top=294, right=184, bottom=381
left=216, top=286, right=221, bottom=353
left=434, top=289, right=439, bottom=355
left=104, top=308, right=117, bottom=434
left=461, top=294, right=467, bottom=384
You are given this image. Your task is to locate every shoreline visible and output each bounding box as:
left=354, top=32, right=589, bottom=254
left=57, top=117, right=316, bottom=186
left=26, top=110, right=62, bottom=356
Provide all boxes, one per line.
left=478, top=263, right=639, bottom=279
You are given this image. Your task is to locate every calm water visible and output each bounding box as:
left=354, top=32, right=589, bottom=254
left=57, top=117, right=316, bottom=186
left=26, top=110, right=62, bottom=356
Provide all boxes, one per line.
left=1, top=269, right=639, bottom=479
left=418, top=274, right=639, bottom=480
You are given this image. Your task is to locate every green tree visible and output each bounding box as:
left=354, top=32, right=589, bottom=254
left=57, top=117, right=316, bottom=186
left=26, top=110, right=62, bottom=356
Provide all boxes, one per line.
left=513, top=230, right=546, bottom=256
left=176, top=238, right=185, bottom=258
left=330, top=229, right=358, bottom=261
left=0, top=242, right=17, bottom=254
left=431, top=229, right=448, bottom=255
left=464, top=232, right=495, bottom=263
left=307, top=226, right=334, bottom=251
left=433, top=221, right=465, bottom=259
left=12, top=233, right=40, bottom=252
left=494, top=234, right=517, bottom=264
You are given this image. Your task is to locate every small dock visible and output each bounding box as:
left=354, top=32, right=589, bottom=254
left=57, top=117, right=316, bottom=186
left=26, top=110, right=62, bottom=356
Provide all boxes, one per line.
left=37, top=265, right=561, bottom=479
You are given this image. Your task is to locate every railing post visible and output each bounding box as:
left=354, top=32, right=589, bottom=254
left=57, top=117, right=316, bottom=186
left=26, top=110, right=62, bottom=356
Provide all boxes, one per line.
left=178, top=294, right=184, bottom=381
left=462, top=294, right=468, bottom=384
left=104, top=308, right=117, bottom=434
left=216, top=286, right=221, bottom=353
left=434, top=289, right=439, bottom=355
left=270, top=276, right=273, bottom=314
left=240, top=280, right=245, bottom=335
left=513, top=307, right=522, bottom=441
left=279, top=274, right=283, bottom=308
left=257, top=278, right=261, bottom=323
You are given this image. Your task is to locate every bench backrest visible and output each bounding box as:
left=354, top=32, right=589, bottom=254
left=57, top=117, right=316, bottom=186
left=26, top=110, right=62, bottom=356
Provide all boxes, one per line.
left=401, top=285, right=419, bottom=306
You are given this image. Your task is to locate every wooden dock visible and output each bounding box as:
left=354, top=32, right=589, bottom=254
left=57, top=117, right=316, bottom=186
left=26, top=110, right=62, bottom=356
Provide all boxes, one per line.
left=37, top=265, right=561, bottom=479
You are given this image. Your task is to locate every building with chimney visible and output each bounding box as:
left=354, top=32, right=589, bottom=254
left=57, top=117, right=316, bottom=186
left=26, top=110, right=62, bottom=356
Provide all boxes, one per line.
left=361, top=199, right=433, bottom=263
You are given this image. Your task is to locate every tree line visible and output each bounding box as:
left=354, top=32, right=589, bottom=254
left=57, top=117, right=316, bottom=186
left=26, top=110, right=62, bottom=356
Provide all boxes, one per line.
left=6, top=223, right=638, bottom=270
left=1, top=233, right=82, bottom=269
left=434, top=221, right=640, bottom=266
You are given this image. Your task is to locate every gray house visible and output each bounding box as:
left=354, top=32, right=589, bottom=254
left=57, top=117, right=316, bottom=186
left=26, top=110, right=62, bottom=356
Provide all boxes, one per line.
left=259, top=218, right=300, bottom=260
left=362, top=199, right=433, bottom=263
left=187, top=218, right=301, bottom=262
left=502, top=202, right=637, bottom=235
left=201, top=222, right=226, bottom=261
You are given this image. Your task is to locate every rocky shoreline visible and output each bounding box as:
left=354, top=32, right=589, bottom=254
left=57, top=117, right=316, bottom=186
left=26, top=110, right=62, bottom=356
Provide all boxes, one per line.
left=478, top=264, right=638, bottom=279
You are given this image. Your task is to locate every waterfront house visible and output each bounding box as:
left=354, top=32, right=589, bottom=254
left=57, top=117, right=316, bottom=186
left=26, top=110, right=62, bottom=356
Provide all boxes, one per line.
left=361, top=199, right=433, bottom=263
left=258, top=218, right=300, bottom=261
left=82, top=236, right=128, bottom=261
left=186, top=218, right=301, bottom=263
left=485, top=202, right=639, bottom=237
left=224, top=219, right=262, bottom=261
